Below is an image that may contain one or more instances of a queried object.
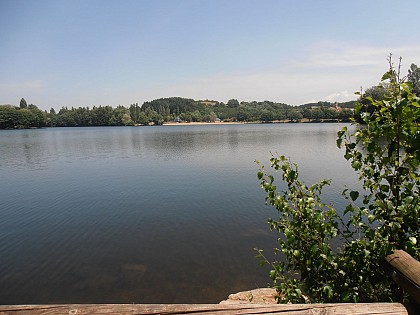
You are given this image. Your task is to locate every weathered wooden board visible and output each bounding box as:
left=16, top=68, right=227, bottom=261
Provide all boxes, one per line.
left=384, top=249, right=420, bottom=304
left=0, top=303, right=408, bottom=315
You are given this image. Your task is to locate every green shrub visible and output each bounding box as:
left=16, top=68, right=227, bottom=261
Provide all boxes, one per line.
left=256, top=55, right=419, bottom=303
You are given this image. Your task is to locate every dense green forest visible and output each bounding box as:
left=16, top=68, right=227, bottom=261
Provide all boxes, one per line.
left=0, top=97, right=355, bottom=129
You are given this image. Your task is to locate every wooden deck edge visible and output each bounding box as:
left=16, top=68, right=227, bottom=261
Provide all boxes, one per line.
left=0, top=303, right=408, bottom=315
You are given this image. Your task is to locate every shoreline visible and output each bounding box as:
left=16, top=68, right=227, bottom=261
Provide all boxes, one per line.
left=161, top=118, right=346, bottom=126
left=162, top=121, right=250, bottom=126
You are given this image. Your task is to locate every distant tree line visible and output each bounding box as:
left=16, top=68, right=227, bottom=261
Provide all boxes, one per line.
left=0, top=64, right=418, bottom=129
left=0, top=98, right=356, bottom=129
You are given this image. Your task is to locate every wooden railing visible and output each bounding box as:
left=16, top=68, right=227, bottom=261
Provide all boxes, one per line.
left=0, top=303, right=409, bottom=315
left=382, top=249, right=420, bottom=313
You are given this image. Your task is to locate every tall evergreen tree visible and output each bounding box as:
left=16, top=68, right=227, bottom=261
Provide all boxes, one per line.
left=20, top=98, right=28, bottom=109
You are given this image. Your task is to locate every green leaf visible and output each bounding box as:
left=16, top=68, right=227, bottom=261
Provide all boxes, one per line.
left=269, top=270, right=277, bottom=280
left=351, top=160, right=362, bottom=170
left=350, top=191, right=359, bottom=201
left=347, top=143, right=356, bottom=150
left=380, top=184, right=389, bottom=192
left=289, top=170, right=296, bottom=182
left=344, top=204, right=354, bottom=215
left=381, top=71, right=392, bottom=81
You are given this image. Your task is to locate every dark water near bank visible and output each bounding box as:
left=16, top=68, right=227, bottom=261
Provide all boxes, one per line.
left=0, top=123, right=359, bottom=303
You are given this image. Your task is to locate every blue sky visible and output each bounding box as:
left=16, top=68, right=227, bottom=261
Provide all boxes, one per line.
left=1, top=0, right=420, bottom=110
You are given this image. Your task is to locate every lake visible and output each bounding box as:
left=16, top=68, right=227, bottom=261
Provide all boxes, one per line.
left=0, top=123, right=359, bottom=304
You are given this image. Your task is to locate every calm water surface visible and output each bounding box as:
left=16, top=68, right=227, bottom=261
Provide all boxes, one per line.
left=0, top=123, right=359, bottom=303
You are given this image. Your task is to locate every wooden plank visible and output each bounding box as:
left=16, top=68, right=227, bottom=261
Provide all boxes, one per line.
left=0, top=303, right=408, bottom=315
left=383, top=249, right=420, bottom=304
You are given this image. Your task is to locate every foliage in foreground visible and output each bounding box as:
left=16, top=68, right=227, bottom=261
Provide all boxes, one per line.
left=256, top=56, right=419, bottom=303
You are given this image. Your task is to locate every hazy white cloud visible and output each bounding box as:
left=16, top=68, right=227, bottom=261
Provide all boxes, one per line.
left=324, top=90, right=354, bottom=103
left=143, top=41, right=420, bottom=106
left=136, top=71, right=352, bottom=106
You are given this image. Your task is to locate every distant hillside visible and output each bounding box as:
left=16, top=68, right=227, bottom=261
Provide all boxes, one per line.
left=1, top=97, right=357, bottom=129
